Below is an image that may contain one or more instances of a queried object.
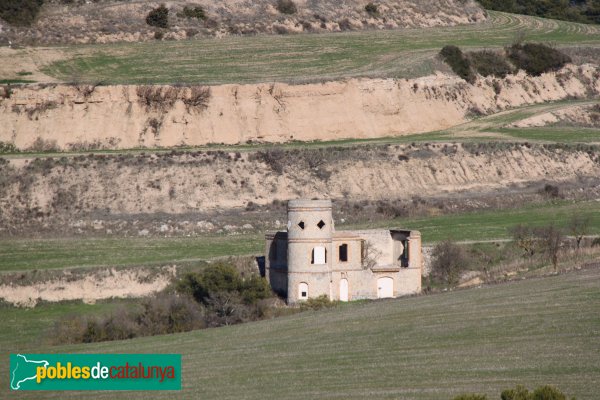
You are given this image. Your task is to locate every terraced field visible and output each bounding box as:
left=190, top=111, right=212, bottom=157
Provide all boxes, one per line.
left=33, top=11, right=600, bottom=85
left=2, top=267, right=599, bottom=399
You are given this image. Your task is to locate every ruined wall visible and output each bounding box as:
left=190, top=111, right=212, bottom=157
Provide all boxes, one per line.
left=2, top=64, right=599, bottom=151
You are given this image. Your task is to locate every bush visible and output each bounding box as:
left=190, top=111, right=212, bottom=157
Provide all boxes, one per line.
left=276, top=0, right=297, bottom=15
left=146, top=4, right=169, bottom=29
left=0, top=142, right=19, bottom=154
left=440, top=45, right=476, bottom=83
left=365, top=3, right=379, bottom=16
left=431, top=240, right=468, bottom=284
left=453, top=395, right=487, bottom=400
left=0, top=0, right=43, bottom=26
left=508, top=43, right=572, bottom=76
left=52, top=294, right=204, bottom=344
left=469, top=50, right=514, bottom=78
left=300, top=295, right=337, bottom=310
left=540, top=183, right=561, bottom=198
left=532, top=386, right=569, bottom=400
left=176, top=262, right=273, bottom=306
left=502, top=385, right=533, bottom=400
left=136, top=294, right=204, bottom=335
left=178, top=6, right=206, bottom=20
left=501, top=385, right=573, bottom=400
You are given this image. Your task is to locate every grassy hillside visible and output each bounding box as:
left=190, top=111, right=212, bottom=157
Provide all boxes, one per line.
left=1, top=200, right=598, bottom=272
left=38, top=11, right=600, bottom=84
left=2, top=268, right=599, bottom=399
left=478, top=0, right=600, bottom=25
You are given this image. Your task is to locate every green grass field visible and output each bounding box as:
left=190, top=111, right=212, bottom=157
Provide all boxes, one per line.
left=0, top=299, right=138, bottom=351
left=439, top=100, right=600, bottom=143
left=500, top=127, right=600, bottom=142
left=0, top=235, right=262, bottom=273
left=2, top=267, right=599, bottom=399
left=1, top=200, right=598, bottom=273
left=41, top=11, right=600, bottom=84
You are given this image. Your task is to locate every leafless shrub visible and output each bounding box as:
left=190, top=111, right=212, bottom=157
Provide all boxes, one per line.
left=28, top=137, right=59, bottom=152
left=147, top=117, right=163, bottom=136
left=136, top=86, right=179, bottom=112
left=205, top=291, right=250, bottom=327
left=183, top=86, right=211, bottom=111
left=66, top=140, right=106, bottom=152
left=569, top=214, right=590, bottom=250
left=338, top=18, right=352, bottom=31
left=136, top=85, right=210, bottom=113
left=510, top=224, right=537, bottom=257
left=534, top=224, right=564, bottom=270
left=254, top=147, right=286, bottom=174
left=51, top=189, right=77, bottom=211
left=26, top=100, right=58, bottom=119
left=51, top=294, right=204, bottom=344
left=75, top=83, right=100, bottom=99
left=539, top=183, right=561, bottom=198
left=431, top=240, right=468, bottom=285
left=136, top=294, right=205, bottom=335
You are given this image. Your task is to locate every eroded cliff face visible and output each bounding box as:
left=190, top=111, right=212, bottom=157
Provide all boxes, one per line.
left=1, top=143, right=599, bottom=236
left=2, top=64, right=599, bottom=151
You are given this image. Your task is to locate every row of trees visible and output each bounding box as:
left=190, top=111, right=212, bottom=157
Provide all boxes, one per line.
left=511, top=214, right=591, bottom=269
left=431, top=215, right=593, bottom=285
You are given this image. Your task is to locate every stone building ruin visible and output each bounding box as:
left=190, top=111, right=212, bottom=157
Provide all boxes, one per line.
left=265, top=199, right=422, bottom=303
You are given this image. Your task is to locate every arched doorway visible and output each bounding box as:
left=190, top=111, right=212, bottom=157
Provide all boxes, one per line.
left=340, top=279, right=349, bottom=302
left=377, top=277, right=393, bottom=298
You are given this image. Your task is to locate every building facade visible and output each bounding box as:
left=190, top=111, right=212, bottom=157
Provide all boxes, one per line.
left=265, top=199, right=422, bottom=304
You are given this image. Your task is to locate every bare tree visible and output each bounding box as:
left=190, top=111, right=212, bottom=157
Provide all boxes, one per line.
left=568, top=214, right=590, bottom=250
left=510, top=224, right=537, bottom=257
left=431, top=240, right=468, bottom=285
left=205, top=291, right=248, bottom=327
left=534, top=224, right=564, bottom=270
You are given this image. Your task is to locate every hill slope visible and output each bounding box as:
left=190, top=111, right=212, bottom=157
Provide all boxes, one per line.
left=0, top=0, right=486, bottom=45
left=2, top=267, right=599, bottom=399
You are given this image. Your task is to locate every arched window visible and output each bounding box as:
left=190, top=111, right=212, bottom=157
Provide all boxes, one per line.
left=299, top=282, right=308, bottom=300
left=311, top=246, right=327, bottom=265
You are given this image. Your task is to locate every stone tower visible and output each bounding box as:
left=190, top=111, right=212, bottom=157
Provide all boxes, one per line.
left=286, top=199, right=334, bottom=303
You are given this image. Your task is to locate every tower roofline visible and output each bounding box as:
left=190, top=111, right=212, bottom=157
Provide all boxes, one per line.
left=288, top=199, right=332, bottom=210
